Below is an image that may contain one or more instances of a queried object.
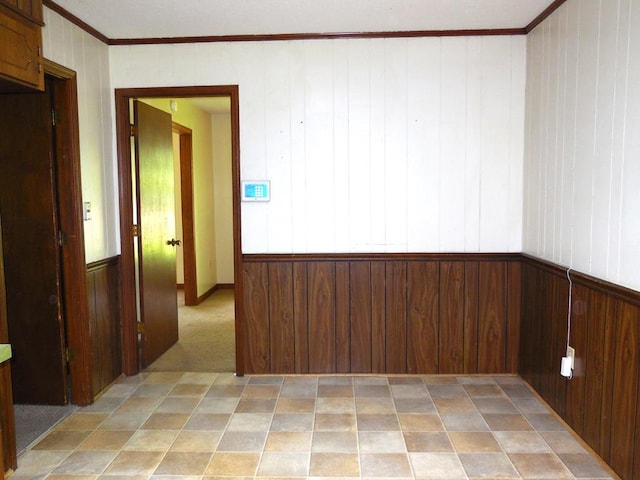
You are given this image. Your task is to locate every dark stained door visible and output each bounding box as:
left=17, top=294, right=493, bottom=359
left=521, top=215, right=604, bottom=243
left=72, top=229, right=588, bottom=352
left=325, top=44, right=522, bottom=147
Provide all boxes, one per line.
left=0, top=83, right=68, bottom=404
left=133, top=100, right=179, bottom=367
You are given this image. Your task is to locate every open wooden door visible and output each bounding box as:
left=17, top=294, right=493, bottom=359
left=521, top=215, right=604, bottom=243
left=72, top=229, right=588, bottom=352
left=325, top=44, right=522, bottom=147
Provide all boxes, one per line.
left=0, top=82, right=68, bottom=404
left=133, top=101, right=179, bottom=367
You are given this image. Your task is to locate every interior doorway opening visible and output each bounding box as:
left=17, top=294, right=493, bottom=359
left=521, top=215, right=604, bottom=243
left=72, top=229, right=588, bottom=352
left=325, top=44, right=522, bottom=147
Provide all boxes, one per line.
left=0, top=60, right=91, bottom=469
left=115, top=86, right=243, bottom=376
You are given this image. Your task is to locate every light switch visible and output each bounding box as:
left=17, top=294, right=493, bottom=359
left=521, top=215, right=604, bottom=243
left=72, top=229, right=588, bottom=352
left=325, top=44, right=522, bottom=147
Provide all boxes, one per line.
left=83, top=201, right=92, bottom=221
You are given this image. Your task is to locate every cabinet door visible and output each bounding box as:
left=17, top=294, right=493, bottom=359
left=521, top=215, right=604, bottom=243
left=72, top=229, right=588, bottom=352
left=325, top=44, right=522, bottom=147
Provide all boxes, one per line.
left=0, top=4, right=43, bottom=90
left=0, top=0, right=43, bottom=23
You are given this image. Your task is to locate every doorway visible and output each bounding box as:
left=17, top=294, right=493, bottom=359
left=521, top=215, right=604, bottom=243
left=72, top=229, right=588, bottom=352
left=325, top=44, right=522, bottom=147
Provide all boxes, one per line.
left=0, top=60, right=91, bottom=469
left=115, top=86, right=243, bottom=376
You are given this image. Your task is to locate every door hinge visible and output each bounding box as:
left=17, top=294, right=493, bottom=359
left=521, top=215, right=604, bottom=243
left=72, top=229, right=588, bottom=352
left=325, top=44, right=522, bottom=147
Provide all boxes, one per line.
left=51, top=108, right=60, bottom=126
left=137, top=323, right=145, bottom=334
left=132, top=224, right=140, bottom=237
left=65, top=348, right=75, bottom=363
left=57, top=230, right=67, bottom=246
left=130, top=124, right=136, bottom=137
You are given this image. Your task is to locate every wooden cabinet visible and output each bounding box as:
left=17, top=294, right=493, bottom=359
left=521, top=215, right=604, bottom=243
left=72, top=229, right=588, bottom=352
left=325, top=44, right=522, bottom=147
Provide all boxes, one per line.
left=0, top=0, right=43, bottom=91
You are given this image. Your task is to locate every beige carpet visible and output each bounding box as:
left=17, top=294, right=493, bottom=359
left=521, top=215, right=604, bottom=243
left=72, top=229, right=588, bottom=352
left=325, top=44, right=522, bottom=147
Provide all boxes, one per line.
left=145, top=289, right=236, bottom=372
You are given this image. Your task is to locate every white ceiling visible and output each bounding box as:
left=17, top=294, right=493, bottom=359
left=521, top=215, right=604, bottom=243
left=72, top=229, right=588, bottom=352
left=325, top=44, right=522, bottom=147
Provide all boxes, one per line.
left=51, top=0, right=556, bottom=40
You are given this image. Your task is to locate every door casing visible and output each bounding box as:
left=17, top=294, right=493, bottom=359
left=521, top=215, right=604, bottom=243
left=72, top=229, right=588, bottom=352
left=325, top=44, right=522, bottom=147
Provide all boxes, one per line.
left=46, top=61, right=92, bottom=407
left=114, top=86, right=243, bottom=376
left=0, top=59, right=91, bottom=471
left=172, top=122, right=198, bottom=307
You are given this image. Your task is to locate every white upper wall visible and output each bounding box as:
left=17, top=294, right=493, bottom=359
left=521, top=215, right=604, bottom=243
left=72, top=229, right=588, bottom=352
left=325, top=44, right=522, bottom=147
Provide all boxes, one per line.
left=110, top=36, right=526, bottom=254
left=523, top=0, right=640, bottom=290
left=42, top=9, right=118, bottom=263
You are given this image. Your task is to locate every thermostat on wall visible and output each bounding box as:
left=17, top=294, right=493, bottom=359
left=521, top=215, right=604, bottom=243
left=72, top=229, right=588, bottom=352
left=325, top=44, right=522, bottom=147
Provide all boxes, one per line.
left=241, top=181, right=270, bottom=202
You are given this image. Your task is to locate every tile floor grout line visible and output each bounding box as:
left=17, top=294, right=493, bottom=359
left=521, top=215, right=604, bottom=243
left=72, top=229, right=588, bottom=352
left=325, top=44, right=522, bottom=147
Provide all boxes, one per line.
left=12, top=372, right=615, bottom=479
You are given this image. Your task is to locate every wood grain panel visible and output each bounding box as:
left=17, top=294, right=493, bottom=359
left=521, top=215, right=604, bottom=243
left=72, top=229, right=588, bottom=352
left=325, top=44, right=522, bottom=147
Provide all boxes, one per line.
left=519, top=255, right=640, bottom=480
left=86, top=258, right=121, bottom=395
left=385, top=261, right=407, bottom=373
left=243, top=254, right=522, bottom=377
left=439, top=262, right=464, bottom=374
left=242, top=262, right=270, bottom=373
left=293, top=262, right=309, bottom=373
left=532, top=265, right=547, bottom=391
left=478, top=262, right=506, bottom=373
left=335, top=261, right=350, bottom=373
left=580, top=288, right=611, bottom=454
left=371, top=261, right=386, bottom=373
left=599, top=296, right=617, bottom=462
left=307, top=262, right=336, bottom=373
left=549, top=273, right=567, bottom=417
left=268, top=262, right=294, bottom=373
left=517, top=263, right=535, bottom=386
left=608, top=302, right=640, bottom=479
left=565, top=283, right=587, bottom=436
left=463, top=262, right=479, bottom=373
left=506, top=262, right=521, bottom=373
left=350, top=262, right=372, bottom=373
left=86, top=272, right=99, bottom=395
left=407, top=262, right=439, bottom=374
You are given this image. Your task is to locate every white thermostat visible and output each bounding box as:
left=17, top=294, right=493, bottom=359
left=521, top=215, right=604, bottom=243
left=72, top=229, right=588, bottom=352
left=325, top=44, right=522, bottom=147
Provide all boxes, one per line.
left=241, top=181, right=270, bottom=202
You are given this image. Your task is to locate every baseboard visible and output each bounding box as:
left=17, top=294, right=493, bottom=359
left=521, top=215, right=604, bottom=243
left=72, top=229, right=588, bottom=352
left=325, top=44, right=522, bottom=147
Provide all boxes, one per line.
left=196, top=283, right=235, bottom=304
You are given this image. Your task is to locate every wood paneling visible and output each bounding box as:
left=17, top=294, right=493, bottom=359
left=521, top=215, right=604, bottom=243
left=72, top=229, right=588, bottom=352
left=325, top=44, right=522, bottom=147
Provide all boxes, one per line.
left=440, top=262, right=464, bottom=374
left=350, top=262, right=372, bottom=373
left=293, top=262, right=309, bottom=374
left=463, top=262, right=479, bottom=373
left=335, top=262, right=350, bottom=373
left=478, top=262, right=506, bottom=373
left=242, top=262, right=269, bottom=373
left=407, top=261, right=438, bottom=374
left=385, top=261, right=407, bottom=373
left=371, top=262, right=386, bottom=373
left=268, top=263, right=294, bottom=373
left=86, top=257, right=121, bottom=395
left=242, top=254, right=520, bottom=375
left=307, top=262, right=336, bottom=373
left=520, top=255, right=640, bottom=480
left=609, top=303, right=639, bottom=479
left=524, top=0, right=640, bottom=294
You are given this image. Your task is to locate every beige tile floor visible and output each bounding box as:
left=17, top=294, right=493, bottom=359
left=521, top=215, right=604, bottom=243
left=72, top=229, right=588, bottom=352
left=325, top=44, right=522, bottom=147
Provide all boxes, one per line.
left=11, top=373, right=616, bottom=479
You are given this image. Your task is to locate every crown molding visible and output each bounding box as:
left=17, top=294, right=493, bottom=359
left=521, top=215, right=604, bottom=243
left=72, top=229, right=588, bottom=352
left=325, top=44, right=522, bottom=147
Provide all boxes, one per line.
left=43, top=0, right=109, bottom=44
left=43, top=0, right=567, bottom=46
left=525, top=0, right=568, bottom=33
left=108, top=28, right=526, bottom=45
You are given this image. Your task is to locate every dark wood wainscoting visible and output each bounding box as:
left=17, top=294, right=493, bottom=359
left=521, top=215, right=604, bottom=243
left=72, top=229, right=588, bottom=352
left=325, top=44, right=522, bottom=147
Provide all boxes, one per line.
left=520, top=255, right=640, bottom=480
left=242, top=254, right=521, bottom=375
left=87, top=257, right=122, bottom=396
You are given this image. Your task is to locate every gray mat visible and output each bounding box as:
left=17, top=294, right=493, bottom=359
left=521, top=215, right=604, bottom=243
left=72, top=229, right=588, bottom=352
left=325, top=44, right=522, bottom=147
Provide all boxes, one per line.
left=14, top=403, right=77, bottom=455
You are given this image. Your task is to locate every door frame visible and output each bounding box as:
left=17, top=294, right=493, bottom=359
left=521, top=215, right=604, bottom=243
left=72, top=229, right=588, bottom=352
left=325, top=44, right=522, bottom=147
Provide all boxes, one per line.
left=172, top=123, right=198, bottom=306
left=0, top=60, right=91, bottom=471
left=115, top=85, right=243, bottom=376
left=44, top=60, right=93, bottom=406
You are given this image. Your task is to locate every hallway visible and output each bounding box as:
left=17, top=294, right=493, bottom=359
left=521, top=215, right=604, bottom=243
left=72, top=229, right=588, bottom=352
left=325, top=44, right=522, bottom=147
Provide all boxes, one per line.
left=12, top=372, right=615, bottom=479
left=146, top=290, right=235, bottom=372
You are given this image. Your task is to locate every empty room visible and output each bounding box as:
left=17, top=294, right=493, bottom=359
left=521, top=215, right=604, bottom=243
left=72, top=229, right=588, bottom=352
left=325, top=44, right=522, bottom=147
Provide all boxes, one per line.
left=0, top=0, right=638, bottom=478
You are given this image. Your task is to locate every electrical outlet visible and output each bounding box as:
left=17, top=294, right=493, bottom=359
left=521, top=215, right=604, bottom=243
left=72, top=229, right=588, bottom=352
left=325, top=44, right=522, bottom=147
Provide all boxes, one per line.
left=566, top=346, right=575, bottom=369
